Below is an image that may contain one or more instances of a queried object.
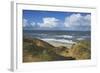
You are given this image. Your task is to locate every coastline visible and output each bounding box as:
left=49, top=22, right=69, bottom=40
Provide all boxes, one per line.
left=42, top=40, right=74, bottom=48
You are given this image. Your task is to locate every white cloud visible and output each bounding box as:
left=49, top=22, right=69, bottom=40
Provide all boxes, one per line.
left=23, top=19, right=28, bottom=27
left=64, top=14, right=91, bottom=30
left=23, top=14, right=91, bottom=31
left=23, top=19, right=36, bottom=27
left=30, top=21, right=36, bottom=27
left=38, top=17, right=60, bottom=28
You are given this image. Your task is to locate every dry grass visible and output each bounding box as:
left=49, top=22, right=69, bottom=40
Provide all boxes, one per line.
left=23, top=38, right=91, bottom=62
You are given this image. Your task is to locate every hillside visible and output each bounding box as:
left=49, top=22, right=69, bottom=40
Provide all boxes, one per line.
left=23, top=38, right=75, bottom=62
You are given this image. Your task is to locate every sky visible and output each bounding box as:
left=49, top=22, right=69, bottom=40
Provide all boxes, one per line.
left=23, top=10, right=91, bottom=31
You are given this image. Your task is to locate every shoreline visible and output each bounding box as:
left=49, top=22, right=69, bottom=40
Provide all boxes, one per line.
left=42, top=40, right=74, bottom=48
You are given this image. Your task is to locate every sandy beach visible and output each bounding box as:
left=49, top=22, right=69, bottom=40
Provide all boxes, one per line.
left=42, top=40, right=74, bottom=48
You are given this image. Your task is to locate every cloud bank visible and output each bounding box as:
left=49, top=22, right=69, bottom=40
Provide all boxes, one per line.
left=23, top=13, right=91, bottom=31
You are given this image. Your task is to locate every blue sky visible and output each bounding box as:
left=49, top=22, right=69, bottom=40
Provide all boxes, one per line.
left=23, top=10, right=91, bottom=31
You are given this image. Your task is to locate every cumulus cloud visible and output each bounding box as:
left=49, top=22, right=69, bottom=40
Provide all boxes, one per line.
left=64, top=14, right=91, bottom=30
left=38, top=17, right=60, bottom=28
left=23, top=19, right=36, bottom=27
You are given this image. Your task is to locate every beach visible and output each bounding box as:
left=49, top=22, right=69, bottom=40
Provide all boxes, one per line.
left=41, top=39, right=74, bottom=48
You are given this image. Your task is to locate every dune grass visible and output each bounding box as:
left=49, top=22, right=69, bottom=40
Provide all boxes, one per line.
left=23, top=38, right=91, bottom=62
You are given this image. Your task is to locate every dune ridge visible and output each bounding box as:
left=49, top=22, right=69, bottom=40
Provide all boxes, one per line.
left=23, top=38, right=91, bottom=62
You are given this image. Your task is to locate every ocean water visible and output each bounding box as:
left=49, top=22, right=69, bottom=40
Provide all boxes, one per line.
left=23, top=30, right=91, bottom=44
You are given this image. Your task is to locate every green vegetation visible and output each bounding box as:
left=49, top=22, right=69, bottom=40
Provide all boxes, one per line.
left=23, top=38, right=91, bottom=62
left=69, top=40, right=91, bottom=60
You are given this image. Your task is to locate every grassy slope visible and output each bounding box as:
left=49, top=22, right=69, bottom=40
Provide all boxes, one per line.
left=23, top=38, right=91, bottom=62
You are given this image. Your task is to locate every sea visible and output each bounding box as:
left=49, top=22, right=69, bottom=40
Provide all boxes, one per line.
left=23, top=30, right=91, bottom=45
